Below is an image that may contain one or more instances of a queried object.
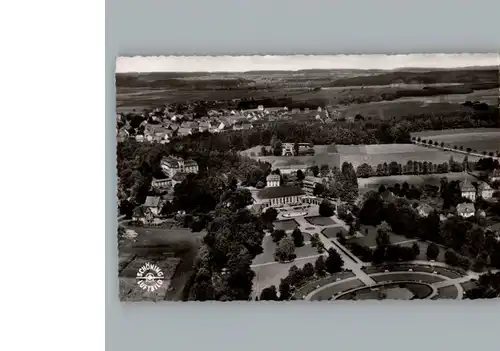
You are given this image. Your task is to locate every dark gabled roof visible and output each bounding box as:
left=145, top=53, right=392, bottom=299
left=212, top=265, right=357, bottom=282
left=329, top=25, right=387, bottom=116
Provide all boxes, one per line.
left=257, top=186, right=304, bottom=199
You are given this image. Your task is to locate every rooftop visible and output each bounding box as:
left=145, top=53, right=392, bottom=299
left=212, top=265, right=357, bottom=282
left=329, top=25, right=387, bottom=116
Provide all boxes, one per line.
left=144, top=196, right=161, bottom=207
left=460, top=179, right=475, bottom=192
left=457, top=202, right=475, bottom=213
left=257, top=186, right=305, bottom=199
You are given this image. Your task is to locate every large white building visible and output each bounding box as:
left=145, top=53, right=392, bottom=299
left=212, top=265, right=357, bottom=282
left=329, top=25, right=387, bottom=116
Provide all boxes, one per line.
left=253, top=174, right=305, bottom=207
left=161, top=157, right=199, bottom=178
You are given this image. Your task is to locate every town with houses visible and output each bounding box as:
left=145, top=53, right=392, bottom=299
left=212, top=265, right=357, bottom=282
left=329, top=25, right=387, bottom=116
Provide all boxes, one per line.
left=117, top=104, right=334, bottom=144
left=117, top=63, right=500, bottom=302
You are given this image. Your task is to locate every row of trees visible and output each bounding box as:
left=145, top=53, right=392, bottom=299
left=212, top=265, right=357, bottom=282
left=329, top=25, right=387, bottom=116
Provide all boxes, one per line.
left=413, top=137, right=500, bottom=158
left=355, top=156, right=468, bottom=178
left=259, top=248, right=345, bottom=300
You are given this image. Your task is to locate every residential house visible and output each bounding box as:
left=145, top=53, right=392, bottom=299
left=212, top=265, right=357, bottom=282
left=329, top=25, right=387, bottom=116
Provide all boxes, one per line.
left=217, top=117, right=232, bottom=131
left=282, top=143, right=294, bottom=156
left=416, top=203, right=434, bottom=217
left=198, top=121, right=211, bottom=133
left=489, top=169, right=500, bottom=183
left=135, top=134, right=144, bottom=143
left=132, top=206, right=151, bottom=224
left=460, top=179, right=476, bottom=201
left=232, top=121, right=253, bottom=131
left=177, top=127, right=194, bottom=137
left=478, top=182, right=494, bottom=199
left=151, top=176, right=172, bottom=191
left=161, top=157, right=199, bottom=178
left=456, top=202, right=475, bottom=218
left=143, top=196, right=162, bottom=216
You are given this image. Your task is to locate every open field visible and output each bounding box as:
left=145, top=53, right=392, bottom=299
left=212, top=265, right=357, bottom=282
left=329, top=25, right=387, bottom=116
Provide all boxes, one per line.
left=116, top=68, right=498, bottom=112
left=411, top=128, right=500, bottom=153
left=119, top=226, right=206, bottom=301
left=434, top=286, right=459, bottom=299
left=334, top=143, right=481, bottom=169
left=246, top=142, right=472, bottom=170
left=119, top=256, right=180, bottom=302
left=358, top=172, right=477, bottom=191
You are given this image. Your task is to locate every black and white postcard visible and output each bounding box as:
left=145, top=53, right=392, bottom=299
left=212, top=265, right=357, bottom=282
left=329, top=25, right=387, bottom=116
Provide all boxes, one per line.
left=116, top=54, right=500, bottom=302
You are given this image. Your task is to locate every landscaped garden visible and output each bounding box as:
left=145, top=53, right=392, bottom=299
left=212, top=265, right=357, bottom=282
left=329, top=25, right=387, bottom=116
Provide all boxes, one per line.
left=273, top=219, right=299, bottom=232
left=336, top=282, right=433, bottom=300
left=305, top=216, right=337, bottom=226
left=347, top=225, right=408, bottom=248
left=322, top=226, right=348, bottom=239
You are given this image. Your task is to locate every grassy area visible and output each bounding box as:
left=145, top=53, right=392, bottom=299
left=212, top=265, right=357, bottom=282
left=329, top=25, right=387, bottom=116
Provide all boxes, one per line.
left=252, top=235, right=319, bottom=265
left=252, top=255, right=321, bottom=298
left=273, top=219, right=299, bottom=232
left=358, top=173, right=477, bottom=193
left=309, top=279, right=365, bottom=301
left=305, top=216, right=337, bottom=226
left=293, top=271, right=356, bottom=298
left=412, top=129, right=500, bottom=153
left=370, top=272, right=445, bottom=284
left=396, top=240, right=446, bottom=263
left=433, top=286, right=459, bottom=299
left=347, top=225, right=409, bottom=248
left=336, top=143, right=480, bottom=169
left=322, top=226, right=348, bottom=239
left=119, top=226, right=206, bottom=301
left=119, top=256, right=180, bottom=302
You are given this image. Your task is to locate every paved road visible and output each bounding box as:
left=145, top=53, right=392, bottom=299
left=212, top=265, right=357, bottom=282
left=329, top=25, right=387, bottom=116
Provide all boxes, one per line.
left=294, top=215, right=376, bottom=286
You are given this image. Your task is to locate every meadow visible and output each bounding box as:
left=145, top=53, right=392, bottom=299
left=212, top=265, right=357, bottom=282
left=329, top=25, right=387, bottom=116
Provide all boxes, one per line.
left=244, top=142, right=477, bottom=171
left=334, top=143, right=475, bottom=169
left=358, top=172, right=477, bottom=191
left=411, top=128, right=500, bottom=153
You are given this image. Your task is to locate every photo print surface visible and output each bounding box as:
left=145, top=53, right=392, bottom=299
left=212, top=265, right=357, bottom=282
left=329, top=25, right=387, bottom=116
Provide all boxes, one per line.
left=116, top=54, right=500, bottom=302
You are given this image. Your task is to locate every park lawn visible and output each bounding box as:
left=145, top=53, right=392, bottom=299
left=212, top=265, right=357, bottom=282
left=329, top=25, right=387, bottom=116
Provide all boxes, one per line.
left=434, top=286, right=459, bottom=299
left=252, top=235, right=319, bottom=265
left=252, top=255, right=322, bottom=298
left=461, top=280, right=479, bottom=293
left=305, top=216, right=337, bottom=226
left=347, top=225, right=408, bottom=248
left=322, top=226, right=348, bottom=239
left=396, top=240, right=446, bottom=263
left=273, top=219, right=299, bottom=232
left=371, top=272, right=445, bottom=284
left=309, top=279, right=365, bottom=301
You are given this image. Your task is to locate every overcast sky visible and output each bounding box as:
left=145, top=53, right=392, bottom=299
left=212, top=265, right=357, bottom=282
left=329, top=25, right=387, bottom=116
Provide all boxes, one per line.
left=116, top=53, right=499, bottom=73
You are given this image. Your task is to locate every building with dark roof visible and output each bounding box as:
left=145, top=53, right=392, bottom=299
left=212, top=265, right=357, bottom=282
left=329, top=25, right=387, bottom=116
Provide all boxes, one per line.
left=161, top=157, right=198, bottom=178
left=255, top=186, right=305, bottom=207
left=460, top=179, right=476, bottom=201
left=457, top=202, right=475, bottom=218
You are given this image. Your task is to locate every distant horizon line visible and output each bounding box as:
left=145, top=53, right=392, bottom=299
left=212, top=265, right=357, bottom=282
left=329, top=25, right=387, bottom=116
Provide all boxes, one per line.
left=116, top=54, right=499, bottom=73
